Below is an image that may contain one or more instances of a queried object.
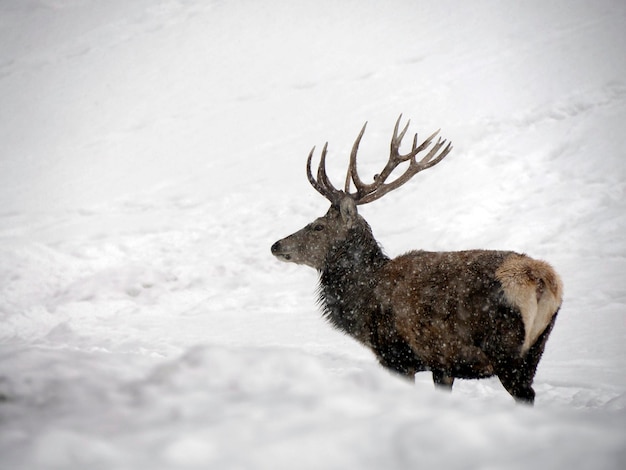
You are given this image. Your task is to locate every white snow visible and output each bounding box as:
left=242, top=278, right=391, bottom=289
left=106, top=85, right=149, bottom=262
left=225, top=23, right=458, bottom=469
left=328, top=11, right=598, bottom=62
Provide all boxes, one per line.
left=1, top=0, right=625, bottom=468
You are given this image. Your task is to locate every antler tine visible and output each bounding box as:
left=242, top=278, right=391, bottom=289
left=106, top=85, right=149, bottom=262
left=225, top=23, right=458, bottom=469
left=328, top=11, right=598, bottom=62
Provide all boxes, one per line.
left=412, top=128, right=441, bottom=158
left=418, top=138, right=453, bottom=170
left=345, top=122, right=368, bottom=194
left=405, top=129, right=453, bottom=169
left=318, top=142, right=343, bottom=196
left=307, top=146, right=328, bottom=198
left=391, top=114, right=413, bottom=161
left=306, top=143, right=343, bottom=204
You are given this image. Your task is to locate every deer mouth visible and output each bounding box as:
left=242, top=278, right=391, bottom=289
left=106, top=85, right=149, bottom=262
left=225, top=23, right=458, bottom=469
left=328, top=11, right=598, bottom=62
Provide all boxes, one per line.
left=271, top=241, right=292, bottom=261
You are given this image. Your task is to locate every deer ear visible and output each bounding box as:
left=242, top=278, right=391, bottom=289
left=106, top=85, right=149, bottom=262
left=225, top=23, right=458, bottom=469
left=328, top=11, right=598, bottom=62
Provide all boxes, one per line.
left=339, top=197, right=358, bottom=228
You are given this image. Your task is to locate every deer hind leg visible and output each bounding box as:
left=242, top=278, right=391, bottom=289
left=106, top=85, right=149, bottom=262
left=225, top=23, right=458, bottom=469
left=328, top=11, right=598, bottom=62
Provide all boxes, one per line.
left=497, top=312, right=559, bottom=405
left=497, top=366, right=536, bottom=404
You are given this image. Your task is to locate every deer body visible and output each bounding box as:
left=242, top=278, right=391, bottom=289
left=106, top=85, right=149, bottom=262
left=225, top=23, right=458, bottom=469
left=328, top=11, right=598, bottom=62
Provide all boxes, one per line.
left=271, top=117, right=563, bottom=403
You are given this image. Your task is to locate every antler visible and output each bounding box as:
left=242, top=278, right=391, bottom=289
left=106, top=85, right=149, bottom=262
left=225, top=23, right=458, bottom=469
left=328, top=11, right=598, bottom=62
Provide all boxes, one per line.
left=307, top=115, right=453, bottom=206
left=306, top=142, right=345, bottom=205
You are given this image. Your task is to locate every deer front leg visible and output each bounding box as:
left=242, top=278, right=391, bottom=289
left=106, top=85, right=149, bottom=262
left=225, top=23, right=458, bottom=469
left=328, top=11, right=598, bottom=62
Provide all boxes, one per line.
left=432, top=370, right=455, bottom=390
left=372, top=337, right=425, bottom=382
left=375, top=349, right=418, bottom=382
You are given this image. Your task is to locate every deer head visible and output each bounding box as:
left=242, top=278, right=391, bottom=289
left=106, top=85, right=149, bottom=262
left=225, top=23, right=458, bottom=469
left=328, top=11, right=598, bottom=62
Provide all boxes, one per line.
left=271, top=115, right=453, bottom=270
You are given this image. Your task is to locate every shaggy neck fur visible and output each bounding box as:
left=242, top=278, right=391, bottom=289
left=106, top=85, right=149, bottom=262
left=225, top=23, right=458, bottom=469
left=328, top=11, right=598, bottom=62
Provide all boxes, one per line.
left=317, top=221, right=389, bottom=344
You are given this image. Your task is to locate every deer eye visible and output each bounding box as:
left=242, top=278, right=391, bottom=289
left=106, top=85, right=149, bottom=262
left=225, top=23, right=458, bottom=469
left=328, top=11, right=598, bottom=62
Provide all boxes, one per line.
left=313, top=224, right=325, bottom=231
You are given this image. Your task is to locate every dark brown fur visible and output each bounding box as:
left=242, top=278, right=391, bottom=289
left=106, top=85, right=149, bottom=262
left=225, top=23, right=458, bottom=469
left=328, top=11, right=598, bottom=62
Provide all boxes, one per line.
left=378, top=251, right=527, bottom=379
left=273, top=205, right=563, bottom=404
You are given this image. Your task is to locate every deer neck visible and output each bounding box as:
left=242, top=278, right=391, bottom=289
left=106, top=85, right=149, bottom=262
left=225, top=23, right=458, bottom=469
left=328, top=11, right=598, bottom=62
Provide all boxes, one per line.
left=317, top=226, right=388, bottom=344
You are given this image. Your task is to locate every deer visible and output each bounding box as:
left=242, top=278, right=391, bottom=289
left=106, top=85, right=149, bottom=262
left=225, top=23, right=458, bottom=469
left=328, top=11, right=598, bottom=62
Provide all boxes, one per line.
left=271, top=116, right=563, bottom=404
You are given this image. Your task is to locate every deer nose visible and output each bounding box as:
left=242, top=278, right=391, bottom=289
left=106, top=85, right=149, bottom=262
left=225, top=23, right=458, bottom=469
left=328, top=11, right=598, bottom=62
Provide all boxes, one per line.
left=271, top=241, right=281, bottom=255
left=271, top=241, right=293, bottom=261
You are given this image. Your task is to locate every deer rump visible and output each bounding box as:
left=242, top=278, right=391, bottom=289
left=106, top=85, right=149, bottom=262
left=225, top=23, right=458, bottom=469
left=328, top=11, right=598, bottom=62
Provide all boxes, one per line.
left=372, top=250, right=562, bottom=380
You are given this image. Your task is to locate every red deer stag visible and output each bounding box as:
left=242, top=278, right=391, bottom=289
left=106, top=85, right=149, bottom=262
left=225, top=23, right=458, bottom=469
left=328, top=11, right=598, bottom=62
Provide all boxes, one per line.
left=271, top=116, right=563, bottom=404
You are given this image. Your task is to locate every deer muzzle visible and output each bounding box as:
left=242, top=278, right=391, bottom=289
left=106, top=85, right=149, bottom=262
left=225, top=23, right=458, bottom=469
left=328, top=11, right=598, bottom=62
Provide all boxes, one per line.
left=271, top=240, right=292, bottom=262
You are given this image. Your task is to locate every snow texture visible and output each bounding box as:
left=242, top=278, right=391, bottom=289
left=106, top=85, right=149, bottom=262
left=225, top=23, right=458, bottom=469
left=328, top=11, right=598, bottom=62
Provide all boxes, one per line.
left=1, top=0, right=625, bottom=468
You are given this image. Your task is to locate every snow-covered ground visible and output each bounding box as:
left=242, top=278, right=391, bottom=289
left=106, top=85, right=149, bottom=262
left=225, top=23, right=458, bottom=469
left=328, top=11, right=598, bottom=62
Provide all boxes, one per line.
left=1, top=0, right=625, bottom=468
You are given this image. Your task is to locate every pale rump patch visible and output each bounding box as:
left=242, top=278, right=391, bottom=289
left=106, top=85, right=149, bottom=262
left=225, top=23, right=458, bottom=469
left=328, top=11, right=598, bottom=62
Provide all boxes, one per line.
left=496, top=254, right=564, bottom=354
